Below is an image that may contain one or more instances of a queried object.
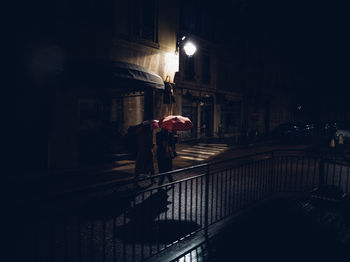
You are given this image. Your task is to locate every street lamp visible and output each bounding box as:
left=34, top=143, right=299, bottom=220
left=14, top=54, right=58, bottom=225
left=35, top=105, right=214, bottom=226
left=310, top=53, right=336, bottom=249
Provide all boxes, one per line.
left=176, top=36, right=197, bottom=57
left=183, top=41, right=197, bottom=57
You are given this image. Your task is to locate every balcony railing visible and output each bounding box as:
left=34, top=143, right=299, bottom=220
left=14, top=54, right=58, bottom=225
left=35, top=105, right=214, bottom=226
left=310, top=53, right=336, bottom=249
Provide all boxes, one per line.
left=11, top=150, right=350, bottom=262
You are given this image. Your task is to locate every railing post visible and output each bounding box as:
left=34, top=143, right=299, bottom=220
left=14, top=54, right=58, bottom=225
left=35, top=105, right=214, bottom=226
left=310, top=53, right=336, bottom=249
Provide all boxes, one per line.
left=269, top=151, right=275, bottom=194
left=204, top=164, right=210, bottom=238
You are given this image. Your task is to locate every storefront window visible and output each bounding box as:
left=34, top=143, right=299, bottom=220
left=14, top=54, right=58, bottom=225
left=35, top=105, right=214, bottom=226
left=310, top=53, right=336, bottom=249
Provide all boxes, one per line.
left=78, top=93, right=144, bottom=163
left=221, top=101, right=241, bottom=133
left=202, top=55, right=210, bottom=84
left=181, top=95, right=197, bottom=139
left=200, top=98, right=214, bottom=137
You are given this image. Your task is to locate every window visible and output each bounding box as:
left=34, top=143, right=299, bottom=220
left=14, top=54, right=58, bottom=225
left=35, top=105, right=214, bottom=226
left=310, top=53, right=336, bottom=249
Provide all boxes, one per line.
left=221, top=101, right=241, bottom=133
left=180, top=0, right=214, bottom=40
left=180, top=0, right=197, bottom=32
left=185, top=56, right=195, bottom=81
left=202, top=55, right=210, bottom=84
left=134, top=0, right=158, bottom=43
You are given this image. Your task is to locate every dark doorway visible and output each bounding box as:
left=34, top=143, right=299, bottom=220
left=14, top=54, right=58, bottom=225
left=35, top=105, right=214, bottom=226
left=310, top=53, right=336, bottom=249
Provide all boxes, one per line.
left=200, top=98, right=214, bottom=137
left=181, top=94, right=198, bottom=140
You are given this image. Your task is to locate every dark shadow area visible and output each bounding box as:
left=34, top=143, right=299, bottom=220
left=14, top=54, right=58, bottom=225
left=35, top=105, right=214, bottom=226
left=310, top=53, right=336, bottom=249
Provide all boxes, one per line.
left=126, top=188, right=172, bottom=222
left=113, top=187, right=200, bottom=243
left=75, top=193, right=135, bottom=220
left=42, top=186, right=143, bottom=219
left=116, top=220, right=200, bottom=244
left=205, top=197, right=350, bottom=262
left=74, top=187, right=171, bottom=221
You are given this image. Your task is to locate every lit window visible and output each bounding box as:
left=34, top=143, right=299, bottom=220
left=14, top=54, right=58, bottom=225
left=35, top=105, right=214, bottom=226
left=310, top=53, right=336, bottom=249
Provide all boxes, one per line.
left=134, top=0, right=158, bottom=43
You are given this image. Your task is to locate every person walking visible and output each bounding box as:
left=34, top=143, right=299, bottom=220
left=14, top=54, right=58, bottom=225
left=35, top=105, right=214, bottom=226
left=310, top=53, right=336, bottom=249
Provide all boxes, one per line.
left=156, top=128, right=174, bottom=186
left=169, top=130, right=178, bottom=157
left=134, top=123, right=155, bottom=186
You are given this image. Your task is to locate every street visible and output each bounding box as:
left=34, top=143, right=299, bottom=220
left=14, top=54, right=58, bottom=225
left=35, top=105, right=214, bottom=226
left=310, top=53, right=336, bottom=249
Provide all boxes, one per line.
left=34, top=141, right=312, bottom=196
left=11, top=0, right=350, bottom=260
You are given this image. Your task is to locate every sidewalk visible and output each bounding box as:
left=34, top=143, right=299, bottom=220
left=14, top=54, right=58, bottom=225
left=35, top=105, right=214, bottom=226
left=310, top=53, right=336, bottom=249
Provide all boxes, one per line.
left=44, top=140, right=235, bottom=194
left=17, top=139, right=310, bottom=196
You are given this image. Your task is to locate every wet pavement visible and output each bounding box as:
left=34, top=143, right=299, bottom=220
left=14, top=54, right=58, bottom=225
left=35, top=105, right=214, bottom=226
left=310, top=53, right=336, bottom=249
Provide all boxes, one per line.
left=12, top=140, right=312, bottom=198
left=53, top=142, right=309, bottom=193
left=11, top=141, right=348, bottom=262
left=111, top=142, right=230, bottom=174
left=168, top=197, right=350, bottom=262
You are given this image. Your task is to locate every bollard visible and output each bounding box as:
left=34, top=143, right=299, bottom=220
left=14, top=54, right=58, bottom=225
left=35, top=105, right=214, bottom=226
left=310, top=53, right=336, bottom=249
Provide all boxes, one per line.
left=339, top=134, right=344, bottom=145
left=330, top=138, right=335, bottom=148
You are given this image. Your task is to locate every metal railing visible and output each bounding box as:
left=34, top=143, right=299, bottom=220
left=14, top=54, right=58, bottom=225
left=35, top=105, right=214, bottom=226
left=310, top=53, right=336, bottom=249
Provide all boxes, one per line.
left=12, top=150, right=350, bottom=262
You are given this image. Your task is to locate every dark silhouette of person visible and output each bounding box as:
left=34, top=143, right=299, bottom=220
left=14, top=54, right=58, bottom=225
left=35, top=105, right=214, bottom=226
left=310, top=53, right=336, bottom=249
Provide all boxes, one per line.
left=169, top=131, right=178, bottom=157
left=134, top=123, right=155, bottom=186
left=156, top=128, right=174, bottom=185
left=218, top=122, right=224, bottom=138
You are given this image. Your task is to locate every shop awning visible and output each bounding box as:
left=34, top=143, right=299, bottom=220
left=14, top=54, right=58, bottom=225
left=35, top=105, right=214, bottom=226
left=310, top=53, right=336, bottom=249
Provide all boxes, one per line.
left=111, top=61, right=164, bottom=90
left=70, top=59, right=165, bottom=90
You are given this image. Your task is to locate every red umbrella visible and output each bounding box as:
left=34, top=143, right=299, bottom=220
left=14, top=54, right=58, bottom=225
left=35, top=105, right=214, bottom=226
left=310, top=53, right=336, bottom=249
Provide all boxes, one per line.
left=160, top=115, right=193, bottom=131
left=143, top=120, right=159, bottom=130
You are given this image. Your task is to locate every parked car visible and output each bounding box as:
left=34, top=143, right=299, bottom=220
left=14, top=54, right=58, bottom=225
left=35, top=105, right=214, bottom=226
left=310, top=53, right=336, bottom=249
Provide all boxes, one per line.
left=270, top=121, right=318, bottom=143
left=303, top=122, right=316, bottom=137
left=335, top=122, right=350, bottom=142
left=270, top=122, right=304, bottom=142
left=315, top=121, right=337, bottom=137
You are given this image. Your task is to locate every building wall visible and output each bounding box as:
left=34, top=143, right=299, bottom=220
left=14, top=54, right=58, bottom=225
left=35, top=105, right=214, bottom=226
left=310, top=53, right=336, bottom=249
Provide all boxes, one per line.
left=216, top=48, right=244, bottom=139
left=49, top=0, right=180, bottom=169
left=112, top=0, right=179, bottom=83
left=174, top=35, right=222, bottom=140
left=243, top=35, right=295, bottom=135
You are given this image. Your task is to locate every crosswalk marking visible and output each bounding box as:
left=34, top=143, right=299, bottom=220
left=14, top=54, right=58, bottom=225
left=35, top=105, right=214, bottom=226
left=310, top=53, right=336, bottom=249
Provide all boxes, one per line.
left=198, top=143, right=229, bottom=146
left=180, top=151, right=216, bottom=158
left=193, top=145, right=228, bottom=150
left=177, top=143, right=228, bottom=162
left=193, top=145, right=225, bottom=149
left=181, top=149, right=216, bottom=155
left=111, top=143, right=229, bottom=170
left=179, top=155, right=206, bottom=161
left=191, top=147, right=222, bottom=153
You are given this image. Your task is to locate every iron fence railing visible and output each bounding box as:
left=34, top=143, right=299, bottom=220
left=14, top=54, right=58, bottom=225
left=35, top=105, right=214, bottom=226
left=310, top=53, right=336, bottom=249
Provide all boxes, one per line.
left=11, top=150, right=350, bottom=262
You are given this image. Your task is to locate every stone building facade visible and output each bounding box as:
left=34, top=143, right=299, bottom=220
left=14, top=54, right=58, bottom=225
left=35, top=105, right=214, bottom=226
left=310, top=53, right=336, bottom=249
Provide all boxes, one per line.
left=15, top=0, right=297, bottom=174
left=48, top=0, right=181, bottom=170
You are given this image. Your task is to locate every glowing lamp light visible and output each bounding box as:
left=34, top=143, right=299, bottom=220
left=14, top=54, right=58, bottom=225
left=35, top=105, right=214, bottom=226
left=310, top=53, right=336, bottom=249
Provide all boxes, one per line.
left=183, top=41, right=197, bottom=57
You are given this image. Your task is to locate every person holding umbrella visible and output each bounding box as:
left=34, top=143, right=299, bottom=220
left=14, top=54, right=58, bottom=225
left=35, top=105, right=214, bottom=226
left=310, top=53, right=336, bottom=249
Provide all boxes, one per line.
left=169, top=130, right=178, bottom=158
left=156, top=128, right=174, bottom=185
left=156, top=115, right=193, bottom=186
left=134, top=120, right=158, bottom=186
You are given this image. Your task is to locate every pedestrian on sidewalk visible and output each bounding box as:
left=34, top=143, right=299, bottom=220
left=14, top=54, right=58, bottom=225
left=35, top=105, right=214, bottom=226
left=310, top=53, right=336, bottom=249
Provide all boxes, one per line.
left=134, top=123, right=155, bottom=186
left=156, top=128, right=174, bottom=186
left=169, top=130, right=178, bottom=157
left=218, top=122, right=224, bottom=139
